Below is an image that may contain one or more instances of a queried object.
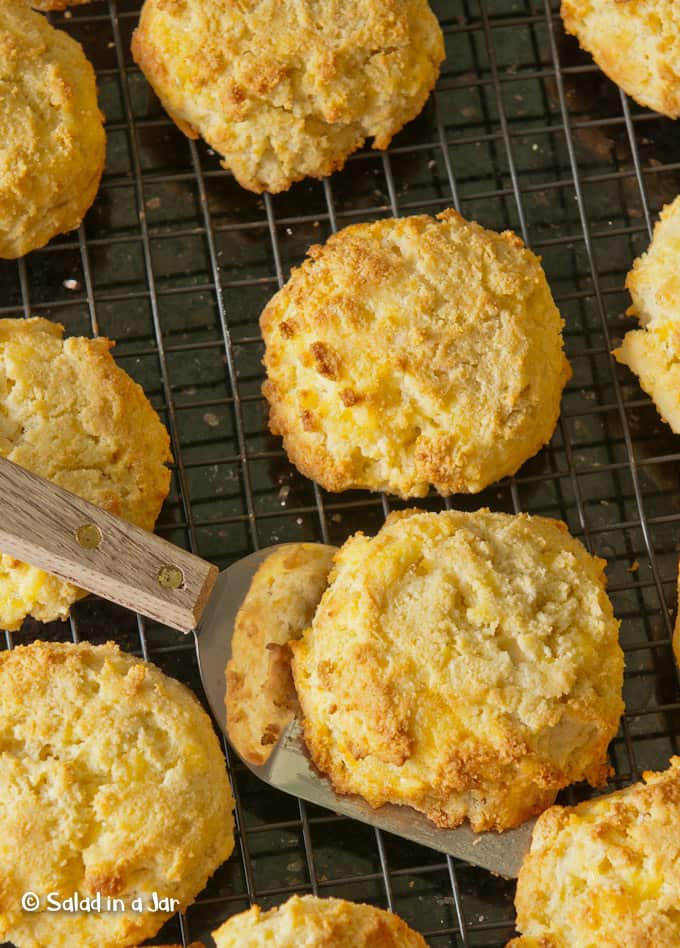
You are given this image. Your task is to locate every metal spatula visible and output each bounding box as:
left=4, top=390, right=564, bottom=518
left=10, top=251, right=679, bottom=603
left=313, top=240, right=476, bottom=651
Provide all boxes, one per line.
left=0, top=455, right=533, bottom=878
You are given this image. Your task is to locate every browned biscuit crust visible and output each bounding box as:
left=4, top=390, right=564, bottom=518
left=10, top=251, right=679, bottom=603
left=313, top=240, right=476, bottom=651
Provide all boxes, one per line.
left=508, top=758, right=680, bottom=947
left=561, top=0, right=680, bottom=119
left=0, top=641, right=234, bottom=948
left=262, top=210, right=571, bottom=499
left=0, top=0, right=105, bottom=257
left=291, top=508, right=624, bottom=832
left=613, top=195, right=680, bottom=433
left=226, top=543, right=336, bottom=765
left=131, top=0, right=444, bottom=193
left=0, top=318, right=172, bottom=630
left=212, top=894, right=427, bottom=947
left=32, top=0, right=93, bottom=8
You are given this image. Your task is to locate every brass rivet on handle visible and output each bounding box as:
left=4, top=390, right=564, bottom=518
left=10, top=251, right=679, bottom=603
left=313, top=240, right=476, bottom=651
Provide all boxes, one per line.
left=157, top=564, right=184, bottom=590
left=75, top=523, right=103, bottom=550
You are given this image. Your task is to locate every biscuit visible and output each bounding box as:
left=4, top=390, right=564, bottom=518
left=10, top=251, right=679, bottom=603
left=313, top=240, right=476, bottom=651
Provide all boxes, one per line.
left=0, top=0, right=106, bottom=258
left=131, top=0, right=444, bottom=194
left=613, top=195, right=680, bottom=432
left=561, top=1, right=680, bottom=119
left=32, top=1, right=92, bottom=9
left=507, top=758, right=680, bottom=948
left=0, top=641, right=235, bottom=948
left=291, top=508, right=624, bottom=832
left=0, top=317, right=172, bottom=630
left=212, top=894, right=427, bottom=947
left=226, top=543, right=335, bottom=766
left=261, top=210, right=571, bottom=499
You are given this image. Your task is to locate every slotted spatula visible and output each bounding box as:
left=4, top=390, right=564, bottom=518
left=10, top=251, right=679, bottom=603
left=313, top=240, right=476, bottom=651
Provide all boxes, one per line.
left=0, top=455, right=533, bottom=877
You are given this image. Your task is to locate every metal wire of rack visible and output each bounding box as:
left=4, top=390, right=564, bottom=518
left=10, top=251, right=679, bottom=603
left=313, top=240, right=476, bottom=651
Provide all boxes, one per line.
left=2, top=0, right=680, bottom=944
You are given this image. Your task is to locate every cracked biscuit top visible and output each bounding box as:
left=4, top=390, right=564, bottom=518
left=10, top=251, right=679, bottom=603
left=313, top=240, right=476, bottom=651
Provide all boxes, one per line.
left=0, top=0, right=105, bottom=257
left=212, top=895, right=427, bottom=947
left=31, top=0, right=93, bottom=9
left=508, top=758, right=680, bottom=948
left=561, top=0, right=680, bottom=119
left=261, top=210, right=571, bottom=499
left=131, top=0, right=444, bottom=193
left=0, top=317, right=172, bottom=630
left=291, top=508, right=624, bottom=832
left=0, top=641, right=234, bottom=948
left=614, top=195, right=680, bottom=433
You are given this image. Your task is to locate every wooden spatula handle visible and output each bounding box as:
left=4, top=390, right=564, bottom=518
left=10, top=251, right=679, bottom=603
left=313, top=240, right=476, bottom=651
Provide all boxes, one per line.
left=0, top=456, right=218, bottom=632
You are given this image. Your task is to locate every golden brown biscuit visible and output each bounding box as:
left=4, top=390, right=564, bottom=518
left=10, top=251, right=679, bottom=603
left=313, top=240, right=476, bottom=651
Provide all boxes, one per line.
left=262, top=210, right=571, bottom=499
left=0, top=0, right=106, bottom=258
left=32, top=1, right=92, bottom=8
left=212, top=895, right=427, bottom=947
left=561, top=1, right=680, bottom=119
left=291, top=508, right=624, bottom=832
left=131, top=0, right=444, bottom=194
left=0, top=641, right=235, bottom=948
left=226, top=543, right=336, bottom=766
left=0, top=317, right=172, bottom=630
left=507, top=758, right=680, bottom=948
left=613, top=195, right=680, bottom=432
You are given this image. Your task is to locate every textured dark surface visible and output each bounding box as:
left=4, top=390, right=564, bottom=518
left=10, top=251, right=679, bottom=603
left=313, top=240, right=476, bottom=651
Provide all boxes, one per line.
left=1, top=1, right=680, bottom=945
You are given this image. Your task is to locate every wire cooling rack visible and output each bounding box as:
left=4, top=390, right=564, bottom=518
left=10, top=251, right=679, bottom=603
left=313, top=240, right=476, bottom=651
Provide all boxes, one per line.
left=2, top=0, right=680, bottom=944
